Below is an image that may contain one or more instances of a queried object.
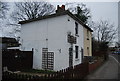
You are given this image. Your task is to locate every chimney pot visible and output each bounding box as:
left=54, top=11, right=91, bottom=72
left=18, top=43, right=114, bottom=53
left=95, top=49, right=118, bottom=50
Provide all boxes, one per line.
left=61, top=5, right=65, bottom=10
left=57, top=5, right=59, bottom=10
left=56, top=5, right=65, bottom=13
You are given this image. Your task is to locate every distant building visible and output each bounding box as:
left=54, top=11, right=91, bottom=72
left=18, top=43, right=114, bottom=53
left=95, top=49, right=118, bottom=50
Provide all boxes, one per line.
left=0, top=37, right=20, bottom=49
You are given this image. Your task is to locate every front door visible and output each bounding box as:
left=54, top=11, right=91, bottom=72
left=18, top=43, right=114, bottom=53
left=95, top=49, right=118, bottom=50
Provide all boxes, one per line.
left=69, top=47, right=73, bottom=67
left=81, top=48, right=84, bottom=63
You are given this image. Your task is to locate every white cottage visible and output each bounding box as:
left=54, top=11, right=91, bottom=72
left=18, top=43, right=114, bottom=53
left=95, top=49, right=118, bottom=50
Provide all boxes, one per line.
left=19, top=5, right=92, bottom=71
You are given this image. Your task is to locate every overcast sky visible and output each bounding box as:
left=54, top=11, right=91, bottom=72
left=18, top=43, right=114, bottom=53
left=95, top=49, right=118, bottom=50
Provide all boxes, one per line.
left=50, top=2, right=118, bottom=43
left=1, top=0, right=119, bottom=44
left=84, top=2, right=118, bottom=43
left=51, top=2, right=118, bottom=28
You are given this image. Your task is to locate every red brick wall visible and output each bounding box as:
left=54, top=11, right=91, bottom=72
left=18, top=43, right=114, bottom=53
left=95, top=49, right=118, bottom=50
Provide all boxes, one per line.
left=89, top=60, right=102, bottom=73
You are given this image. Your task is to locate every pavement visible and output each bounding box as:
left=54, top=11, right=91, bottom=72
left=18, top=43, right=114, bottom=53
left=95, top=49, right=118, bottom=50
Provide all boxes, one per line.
left=85, top=54, right=120, bottom=81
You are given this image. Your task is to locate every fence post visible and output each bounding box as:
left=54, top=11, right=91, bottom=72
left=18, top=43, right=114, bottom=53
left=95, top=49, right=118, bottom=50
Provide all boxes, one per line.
left=32, top=48, right=34, bottom=52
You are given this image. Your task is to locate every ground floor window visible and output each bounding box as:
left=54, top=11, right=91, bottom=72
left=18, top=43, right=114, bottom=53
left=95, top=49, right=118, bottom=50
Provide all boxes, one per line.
left=75, top=46, right=79, bottom=59
left=69, top=47, right=73, bottom=67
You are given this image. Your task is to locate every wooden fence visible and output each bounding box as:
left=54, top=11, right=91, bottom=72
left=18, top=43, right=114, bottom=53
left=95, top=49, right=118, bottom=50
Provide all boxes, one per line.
left=2, top=62, right=89, bottom=80
left=2, top=49, right=33, bottom=71
left=2, top=51, right=103, bottom=81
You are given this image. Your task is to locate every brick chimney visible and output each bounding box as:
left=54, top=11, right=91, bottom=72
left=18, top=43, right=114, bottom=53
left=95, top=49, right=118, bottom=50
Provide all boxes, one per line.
left=56, top=5, right=65, bottom=13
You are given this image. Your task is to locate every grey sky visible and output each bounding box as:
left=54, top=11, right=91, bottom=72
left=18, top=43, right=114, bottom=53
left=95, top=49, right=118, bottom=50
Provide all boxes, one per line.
left=51, top=2, right=118, bottom=27
left=1, top=1, right=118, bottom=44
left=84, top=2, right=118, bottom=43
left=50, top=2, right=118, bottom=43
left=84, top=2, right=118, bottom=27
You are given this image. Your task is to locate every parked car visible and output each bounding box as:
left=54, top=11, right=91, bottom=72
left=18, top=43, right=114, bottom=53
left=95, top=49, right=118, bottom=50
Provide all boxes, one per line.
left=117, top=51, right=120, bottom=55
left=112, top=51, right=120, bottom=55
left=112, top=51, right=117, bottom=54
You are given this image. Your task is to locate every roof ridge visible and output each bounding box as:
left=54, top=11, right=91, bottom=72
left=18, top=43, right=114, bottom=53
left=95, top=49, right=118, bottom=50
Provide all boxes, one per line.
left=19, top=10, right=93, bottom=32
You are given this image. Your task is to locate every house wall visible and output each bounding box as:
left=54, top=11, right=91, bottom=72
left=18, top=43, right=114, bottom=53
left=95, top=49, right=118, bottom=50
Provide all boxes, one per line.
left=47, top=15, right=69, bottom=71
left=83, top=28, right=92, bottom=56
left=20, top=15, right=84, bottom=71
left=66, top=16, right=84, bottom=66
left=20, top=18, right=48, bottom=70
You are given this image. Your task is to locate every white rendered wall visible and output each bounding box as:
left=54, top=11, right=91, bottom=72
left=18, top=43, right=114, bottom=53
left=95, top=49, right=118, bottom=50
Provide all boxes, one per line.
left=65, top=15, right=84, bottom=66
left=20, top=15, right=84, bottom=71
left=47, top=15, right=69, bottom=71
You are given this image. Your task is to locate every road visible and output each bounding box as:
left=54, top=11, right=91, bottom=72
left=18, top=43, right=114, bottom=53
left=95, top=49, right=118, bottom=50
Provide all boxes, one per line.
left=85, top=54, right=120, bottom=80
left=110, top=53, right=120, bottom=64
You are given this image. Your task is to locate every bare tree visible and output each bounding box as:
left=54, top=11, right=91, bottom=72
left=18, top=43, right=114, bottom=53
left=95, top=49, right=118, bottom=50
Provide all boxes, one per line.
left=11, top=1, right=55, bottom=21
left=0, top=1, right=9, bottom=18
left=91, top=20, right=116, bottom=43
left=91, top=20, right=116, bottom=60
left=0, top=1, right=9, bottom=37
left=115, top=42, right=120, bottom=47
left=0, top=2, right=21, bottom=38
left=65, top=3, right=91, bottom=24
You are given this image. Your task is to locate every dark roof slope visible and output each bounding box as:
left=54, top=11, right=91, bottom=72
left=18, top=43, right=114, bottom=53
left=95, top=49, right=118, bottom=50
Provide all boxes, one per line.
left=19, top=10, right=93, bottom=32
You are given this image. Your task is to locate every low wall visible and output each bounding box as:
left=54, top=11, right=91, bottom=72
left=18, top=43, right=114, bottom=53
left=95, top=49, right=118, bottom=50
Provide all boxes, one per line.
left=2, top=62, right=89, bottom=80
left=89, top=60, right=102, bottom=73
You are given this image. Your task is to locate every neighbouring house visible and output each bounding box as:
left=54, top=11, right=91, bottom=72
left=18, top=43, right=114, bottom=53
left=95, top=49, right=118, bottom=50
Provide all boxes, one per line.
left=0, top=37, right=20, bottom=49
left=83, top=28, right=92, bottom=56
left=19, top=5, right=93, bottom=71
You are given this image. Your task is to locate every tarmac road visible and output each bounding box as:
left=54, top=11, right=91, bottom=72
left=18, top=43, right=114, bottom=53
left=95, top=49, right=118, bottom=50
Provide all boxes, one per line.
left=85, top=54, right=120, bottom=80
left=110, top=53, right=120, bottom=63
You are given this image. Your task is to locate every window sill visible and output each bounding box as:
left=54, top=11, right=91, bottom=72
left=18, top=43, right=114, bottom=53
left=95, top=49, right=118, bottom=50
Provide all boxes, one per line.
left=75, top=34, right=79, bottom=37
left=87, top=38, right=89, bottom=40
left=75, top=58, right=79, bottom=61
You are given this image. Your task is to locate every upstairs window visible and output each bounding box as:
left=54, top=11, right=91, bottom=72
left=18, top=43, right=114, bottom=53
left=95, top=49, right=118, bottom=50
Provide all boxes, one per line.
left=75, top=22, right=78, bottom=35
left=87, top=30, right=89, bottom=40
left=75, top=46, right=79, bottom=59
left=87, top=47, right=89, bottom=56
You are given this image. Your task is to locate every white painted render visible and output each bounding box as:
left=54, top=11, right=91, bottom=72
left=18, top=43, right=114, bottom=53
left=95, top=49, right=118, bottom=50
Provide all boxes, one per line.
left=20, top=15, right=84, bottom=71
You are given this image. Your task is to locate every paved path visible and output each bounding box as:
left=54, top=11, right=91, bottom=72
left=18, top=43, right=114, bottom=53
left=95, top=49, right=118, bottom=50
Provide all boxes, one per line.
left=85, top=55, right=120, bottom=80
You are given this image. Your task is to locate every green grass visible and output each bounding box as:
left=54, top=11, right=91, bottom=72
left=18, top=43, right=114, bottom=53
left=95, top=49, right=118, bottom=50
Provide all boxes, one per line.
left=21, top=69, right=56, bottom=74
